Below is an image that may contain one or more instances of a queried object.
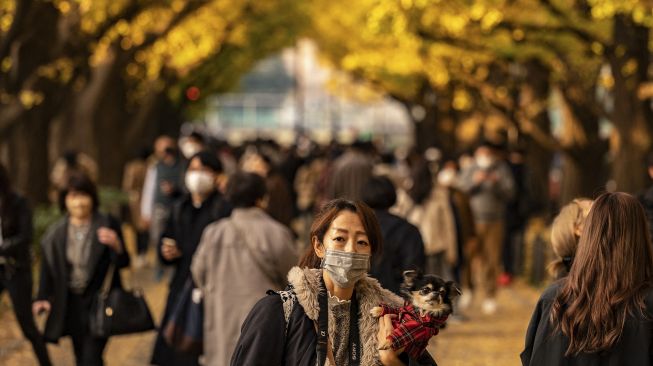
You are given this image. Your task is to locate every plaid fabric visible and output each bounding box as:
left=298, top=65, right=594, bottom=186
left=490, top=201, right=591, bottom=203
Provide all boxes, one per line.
left=379, top=303, right=449, bottom=359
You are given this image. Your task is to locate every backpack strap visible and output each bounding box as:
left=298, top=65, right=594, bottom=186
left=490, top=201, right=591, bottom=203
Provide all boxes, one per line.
left=267, top=284, right=297, bottom=337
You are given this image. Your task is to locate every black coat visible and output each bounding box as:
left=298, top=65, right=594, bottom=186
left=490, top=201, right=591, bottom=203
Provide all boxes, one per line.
left=0, top=192, right=32, bottom=269
left=151, top=192, right=231, bottom=365
left=370, top=210, right=425, bottom=295
left=37, top=213, right=129, bottom=342
left=230, top=292, right=437, bottom=366
left=521, top=281, right=653, bottom=366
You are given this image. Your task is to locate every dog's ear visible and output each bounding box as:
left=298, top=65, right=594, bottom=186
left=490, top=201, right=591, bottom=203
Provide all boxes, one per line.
left=446, top=281, right=462, bottom=298
left=403, top=270, right=419, bottom=287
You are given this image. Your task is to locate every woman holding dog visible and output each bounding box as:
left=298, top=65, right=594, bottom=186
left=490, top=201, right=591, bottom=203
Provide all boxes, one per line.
left=230, top=198, right=438, bottom=366
left=521, top=192, right=653, bottom=365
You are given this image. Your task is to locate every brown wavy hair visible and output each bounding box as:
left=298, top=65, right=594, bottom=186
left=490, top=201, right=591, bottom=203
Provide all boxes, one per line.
left=550, top=192, right=653, bottom=356
left=298, top=199, right=382, bottom=269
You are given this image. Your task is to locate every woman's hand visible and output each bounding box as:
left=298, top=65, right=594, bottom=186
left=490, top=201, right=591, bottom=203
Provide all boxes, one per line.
left=32, top=300, right=51, bottom=317
left=377, top=314, right=406, bottom=366
left=97, top=227, right=123, bottom=254
left=161, top=238, right=182, bottom=261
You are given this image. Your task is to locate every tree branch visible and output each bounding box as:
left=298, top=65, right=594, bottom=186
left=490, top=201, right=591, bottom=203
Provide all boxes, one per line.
left=0, top=0, right=33, bottom=61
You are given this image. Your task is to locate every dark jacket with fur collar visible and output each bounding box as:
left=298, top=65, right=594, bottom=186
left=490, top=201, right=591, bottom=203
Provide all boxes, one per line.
left=230, top=267, right=437, bottom=366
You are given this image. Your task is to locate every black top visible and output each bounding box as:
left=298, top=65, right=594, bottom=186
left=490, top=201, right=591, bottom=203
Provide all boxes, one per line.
left=230, top=292, right=437, bottom=366
left=521, top=281, right=653, bottom=366
left=0, top=192, right=32, bottom=268
left=37, top=213, right=129, bottom=342
left=370, top=210, right=425, bottom=295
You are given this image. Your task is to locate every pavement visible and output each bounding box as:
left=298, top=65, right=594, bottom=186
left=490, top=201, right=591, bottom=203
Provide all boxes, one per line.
left=0, top=225, right=542, bottom=366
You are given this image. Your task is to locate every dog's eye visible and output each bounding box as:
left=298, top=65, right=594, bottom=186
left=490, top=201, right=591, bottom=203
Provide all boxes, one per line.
left=419, top=288, right=431, bottom=295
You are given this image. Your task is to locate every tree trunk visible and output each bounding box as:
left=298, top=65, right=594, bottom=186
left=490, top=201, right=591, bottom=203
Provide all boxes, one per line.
left=6, top=112, right=50, bottom=204
left=519, top=59, right=552, bottom=212
left=558, top=89, right=609, bottom=203
left=609, top=15, right=651, bottom=193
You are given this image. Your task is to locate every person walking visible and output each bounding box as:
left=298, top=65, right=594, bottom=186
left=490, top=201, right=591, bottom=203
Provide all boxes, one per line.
left=361, top=175, right=425, bottom=295
left=0, top=163, right=51, bottom=365
left=230, top=199, right=437, bottom=366
left=191, top=172, right=297, bottom=366
left=521, top=192, right=653, bottom=365
left=33, top=173, right=129, bottom=366
left=458, top=141, right=515, bottom=314
left=122, top=147, right=151, bottom=268
left=151, top=151, right=231, bottom=366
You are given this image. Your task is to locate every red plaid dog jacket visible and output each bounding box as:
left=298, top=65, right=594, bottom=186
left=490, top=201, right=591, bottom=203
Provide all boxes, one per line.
left=378, top=303, right=449, bottom=359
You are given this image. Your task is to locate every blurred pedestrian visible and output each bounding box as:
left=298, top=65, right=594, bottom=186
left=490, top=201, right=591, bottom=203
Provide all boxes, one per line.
left=436, top=160, right=477, bottom=311
left=151, top=151, right=231, bottom=366
left=241, top=149, right=294, bottom=228
left=400, top=161, right=458, bottom=280
left=0, top=163, right=51, bottom=365
left=179, top=132, right=206, bottom=160
left=458, top=141, right=515, bottom=314
left=34, top=173, right=129, bottom=365
left=49, top=150, right=98, bottom=203
left=362, top=175, right=425, bottom=295
left=521, top=192, right=653, bottom=365
left=326, top=140, right=374, bottom=201
left=547, top=198, right=592, bottom=280
left=141, top=136, right=185, bottom=278
left=230, top=199, right=437, bottom=365
left=122, top=147, right=152, bottom=268
left=191, top=172, right=297, bottom=366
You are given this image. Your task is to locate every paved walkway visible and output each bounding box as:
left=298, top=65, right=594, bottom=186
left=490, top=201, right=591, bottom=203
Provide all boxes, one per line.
left=0, top=268, right=541, bottom=366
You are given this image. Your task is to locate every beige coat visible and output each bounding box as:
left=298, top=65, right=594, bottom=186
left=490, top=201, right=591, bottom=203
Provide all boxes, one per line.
left=191, top=207, right=297, bottom=366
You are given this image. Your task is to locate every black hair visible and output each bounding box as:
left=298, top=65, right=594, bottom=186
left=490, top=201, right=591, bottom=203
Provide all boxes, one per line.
left=647, top=151, right=653, bottom=168
left=58, top=173, right=100, bottom=213
left=63, top=150, right=79, bottom=167
left=0, top=162, right=16, bottom=230
left=408, top=161, right=433, bottom=205
left=190, top=151, right=223, bottom=173
left=361, top=175, right=397, bottom=210
left=226, top=172, right=267, bottom=208
left=188, top=131, right=205, bottom=144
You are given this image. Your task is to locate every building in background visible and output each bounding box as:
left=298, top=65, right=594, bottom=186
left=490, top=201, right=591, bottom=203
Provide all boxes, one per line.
left=204, top=39, right=413, bottom=148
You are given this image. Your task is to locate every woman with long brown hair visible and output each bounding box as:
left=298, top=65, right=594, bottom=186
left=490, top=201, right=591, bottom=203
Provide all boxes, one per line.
left=521, top=192, right=653, bottom=365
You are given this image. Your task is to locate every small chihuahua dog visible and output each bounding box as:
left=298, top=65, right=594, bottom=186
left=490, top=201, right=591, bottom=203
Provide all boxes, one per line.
left=371, top=270, right=461, bottom=359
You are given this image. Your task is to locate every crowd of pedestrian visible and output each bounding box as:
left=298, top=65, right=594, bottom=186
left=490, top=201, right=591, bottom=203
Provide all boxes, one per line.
left=5, top=130, right=653, bottom=365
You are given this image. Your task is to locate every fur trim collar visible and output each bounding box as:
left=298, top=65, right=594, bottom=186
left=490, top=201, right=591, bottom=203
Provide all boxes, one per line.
left=287, top=266, right=404, bottom=366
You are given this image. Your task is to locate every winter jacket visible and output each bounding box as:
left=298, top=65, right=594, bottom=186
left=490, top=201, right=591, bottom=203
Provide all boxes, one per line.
left=37, top=213, right=129, bottom=342
left=230, top=267, right=438, bottom=366
left=370, top=210, right=425, bottom=295
left=191, top=207, right=297, bottom=366
left=521, top=281, right=653, bottom=366
left=458, top=161, right=515, bottom=222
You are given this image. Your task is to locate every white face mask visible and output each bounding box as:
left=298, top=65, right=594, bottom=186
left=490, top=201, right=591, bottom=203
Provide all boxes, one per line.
left=437, top=169, right=456, bottom=187
left=322, top=249, right=370, bottom=288
left=185, top=171, right=215, bottom=195
left=476, top=155, right=494, bottom=169
left=181, top=143, right=202, bottom=159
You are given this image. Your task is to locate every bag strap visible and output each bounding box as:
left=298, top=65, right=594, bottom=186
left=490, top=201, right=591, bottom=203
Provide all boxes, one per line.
left=100, top=263, right=116, bottom=297
left=231, top=221, right=284, bottom=288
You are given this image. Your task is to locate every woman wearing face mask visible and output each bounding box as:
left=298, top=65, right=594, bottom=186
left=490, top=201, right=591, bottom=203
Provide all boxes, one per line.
left=151, top=151, right=232, bottom=366
left=231, top=199, right=437, bottom=366
left=33, top=173, right=129, bottom=366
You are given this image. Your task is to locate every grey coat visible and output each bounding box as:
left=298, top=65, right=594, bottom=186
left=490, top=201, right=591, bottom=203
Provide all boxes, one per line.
left=457, top=161, right=515, bottom=222
left=191, top=207, right=297, bottom=366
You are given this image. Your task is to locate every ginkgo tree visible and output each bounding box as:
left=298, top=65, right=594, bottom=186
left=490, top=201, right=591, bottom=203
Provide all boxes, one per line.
left=307, top=0, right=653, bottom=200
left=0, top=0, right=304, bottom=202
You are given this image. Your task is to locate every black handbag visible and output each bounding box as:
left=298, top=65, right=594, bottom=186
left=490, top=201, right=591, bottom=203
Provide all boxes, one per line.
left=162, top=278, right=203, bottom=354
left=89, top=263, right=155, bottom=338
